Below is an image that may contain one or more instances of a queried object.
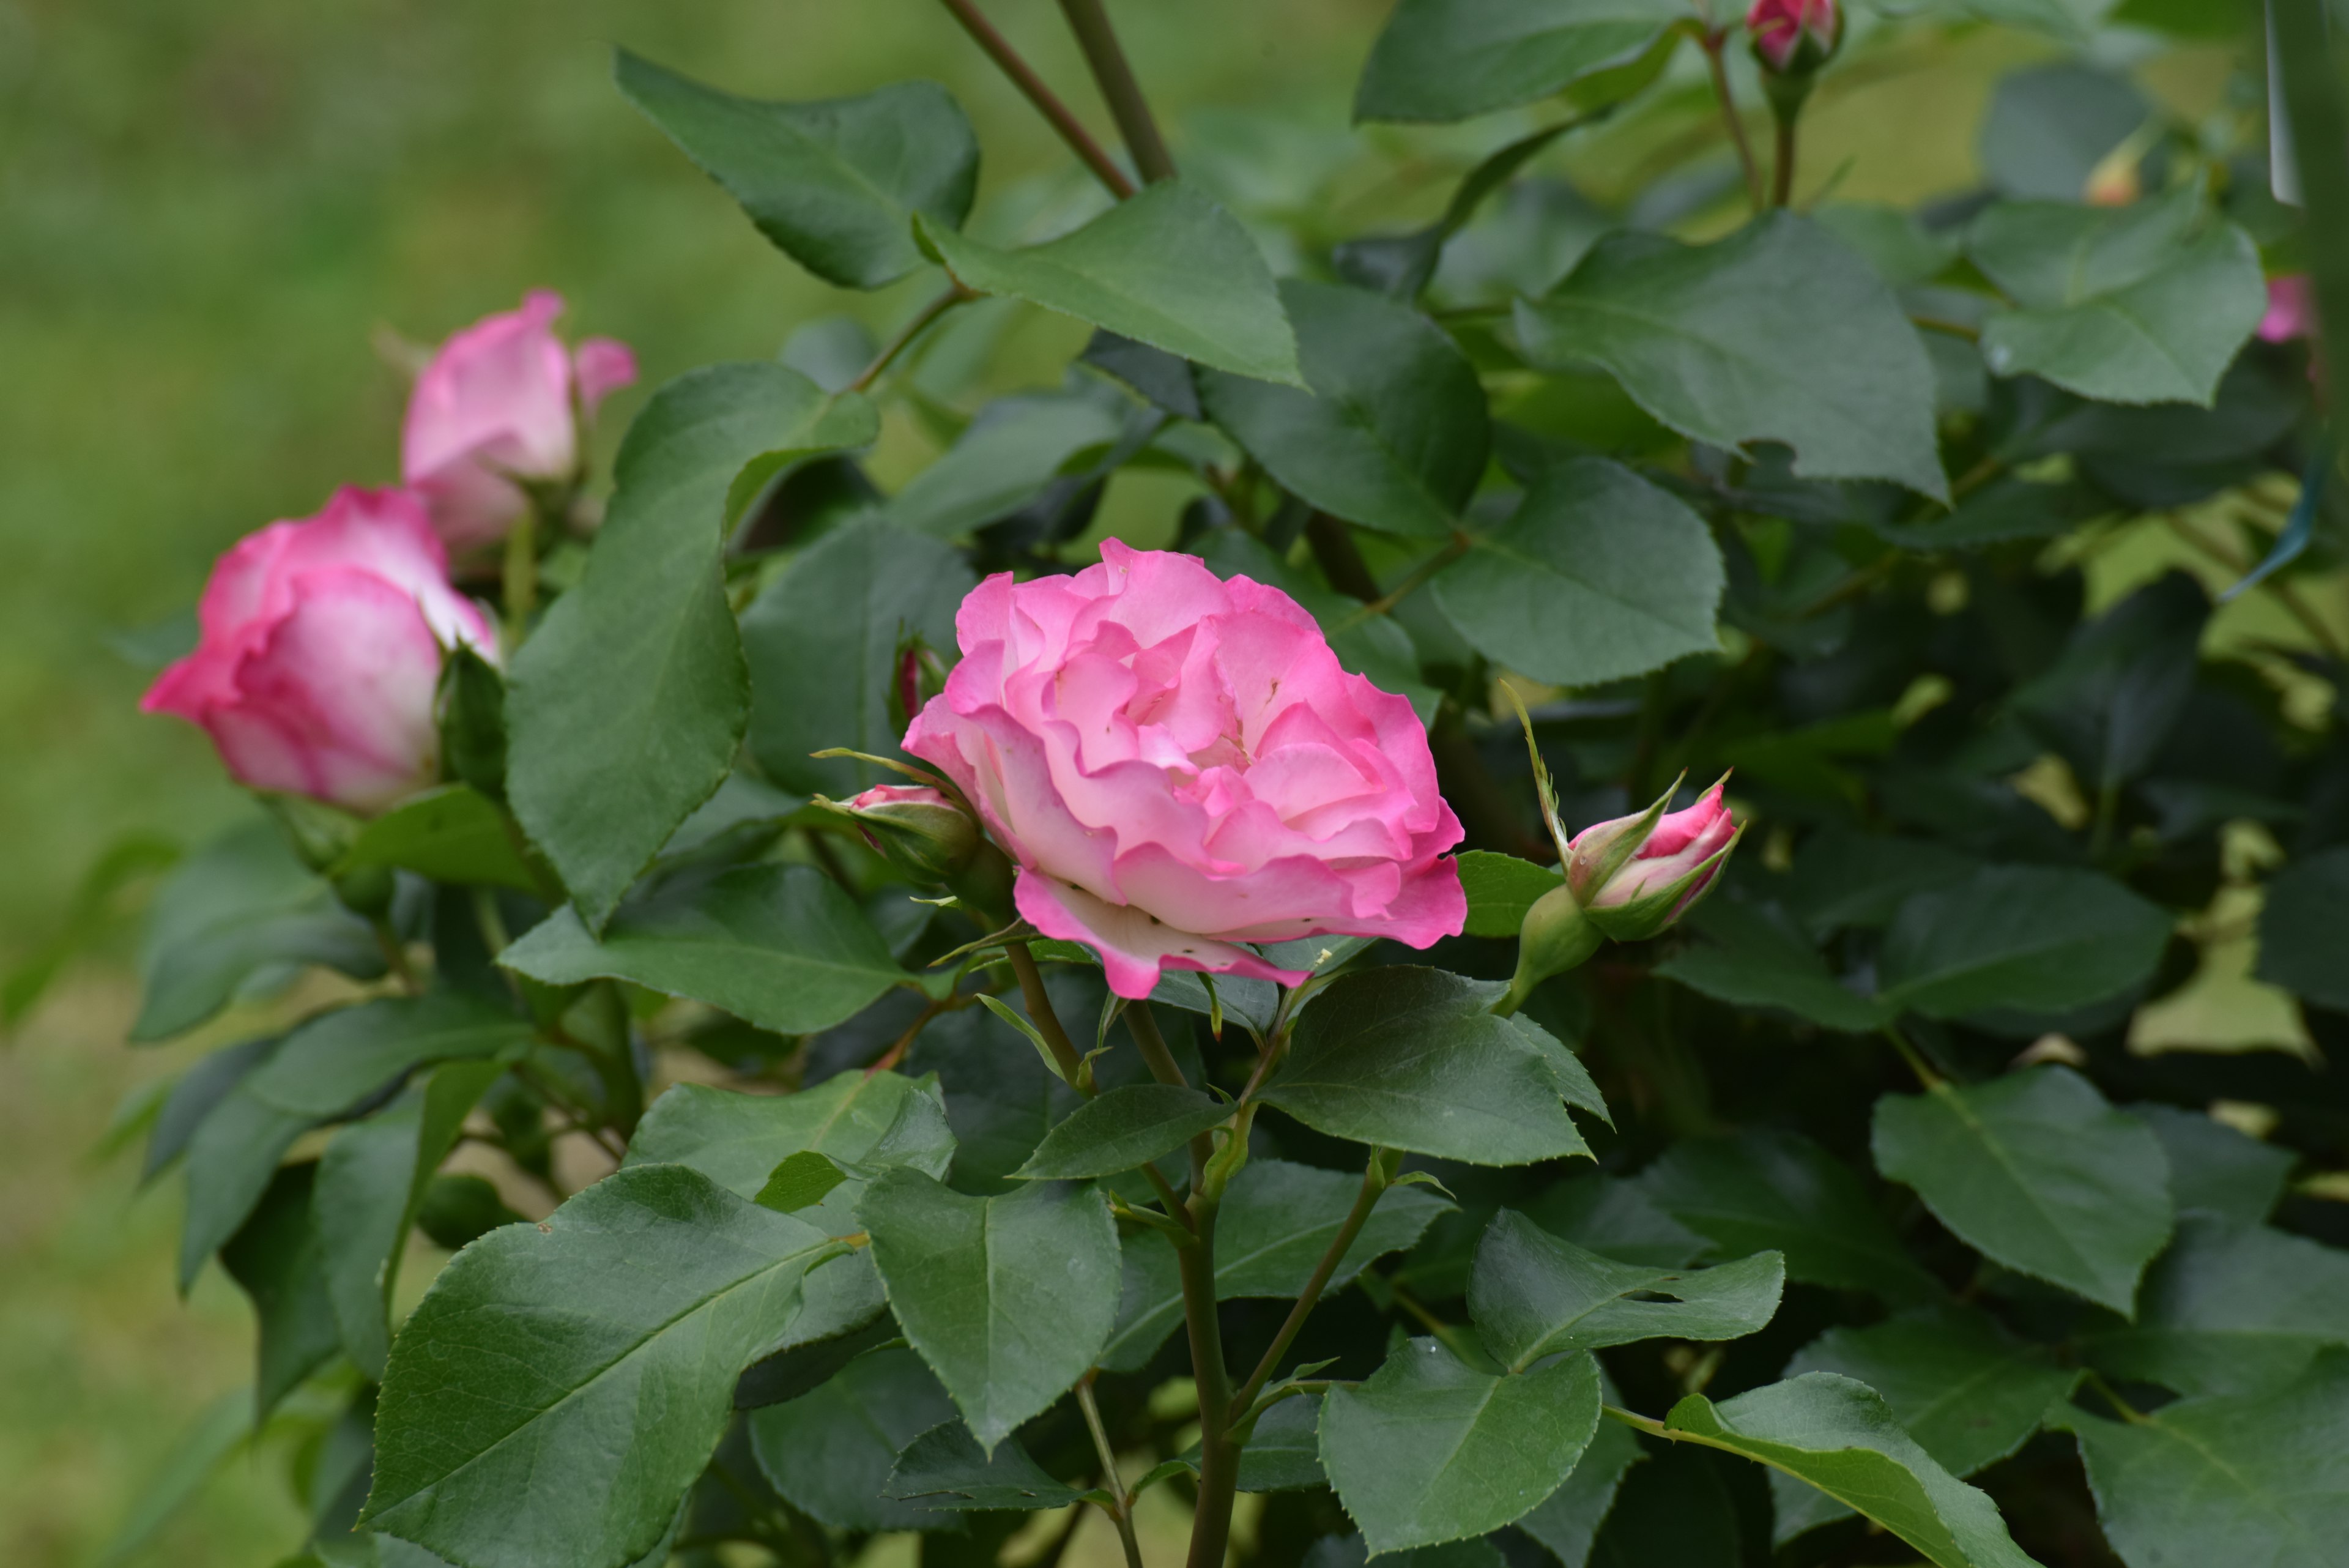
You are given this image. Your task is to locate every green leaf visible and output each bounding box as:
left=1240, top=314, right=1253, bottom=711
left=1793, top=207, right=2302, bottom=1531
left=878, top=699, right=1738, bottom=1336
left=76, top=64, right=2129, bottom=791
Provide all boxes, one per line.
left=1778, top=1308, right=2079, bottom=1539
left=1664, top=1374, right=2042, bottom=1564
left=1320, top=1338, right=1601, bottom=1553
left=882, top=394, right=1124, bottom=540
left=1638, top=1129, right=1940, bottom=1301
left=2257, top=844, right=2349, bottom=1011
left=2082, top=1212, right=2349, bottom=1397
left=2011, top=573, right=2208, bottom=793
left=363, top=1165, right=846, bottom=1568
left=244, top=993, right=532, bottom=1120
left=132, top=821, right=383, bottom=1042
left=1970, top=195, right=2268, bottom=406
left=501, top=864, right=911, bottom=1036
left=629, top=1071, right=956, bottom=1201
left=917, top=180, right=1304, bottom=386
left=1014, top=1083, right=1228, bottom=1180
left=1238, top=1395, right=1327, bottom=1492
left=337, top=785, right=541, bottom=893
left=1872, top=1067, right=2173, bottom=1315
left=1516, top=214, right=1948, bottom=500
left=735, top=1311, right=902, bottom=1410
left=1259, top=966, right=1598, bottom=1165
left=221, top=1162, right=342, bottom=1423
left=857, top=1169, right=1121, bottom=1451
left=740, top=517, right=975, bottom=797
left=880, top=1422, right=1089, bottom=1511
left=144, top=1036, right=275, bottom=1183
left=177, top=1050, right=316, bottom=1292
left=749, top=1346, right=957, bottom=1530
left=1783, top=830, right=1976, bottom=937
left=1198, top=279, right=1489, bottom=539
left=2054, top=1350, right=2349, bottom=1568
left=1099, top=1156, right=1450, bottom=1370
left=1516, top=1397, right=1645, bottom=1568
left=1353, top=0, right=1690, bottom=124
left=508, top=365, right=860, bottom=931
left=1876, top=866, right=2173, bottom=1020
left=2131, top=1103, right=2296, bottom=1224
left=615, top=51, right=976, bottom=290
left=1654, top=897, right=1890, bottom=1033
left=1457, top=850, right=1562, bottom=938
left=1431, top=458, right=1724, bottom=686
left=1522, top=1174, right=1706, bottom=1268
left=755, top=1150, right=849, bottom=1214
left=1305, top=1539, right=1505, bottom=1568
left=1468, top=1210, right=1783, bottom=1370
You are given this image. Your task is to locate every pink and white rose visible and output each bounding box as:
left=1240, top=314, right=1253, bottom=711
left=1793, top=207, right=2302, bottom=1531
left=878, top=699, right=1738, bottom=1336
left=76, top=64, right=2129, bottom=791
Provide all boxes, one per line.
left=141, top=486, right=497, bottom=815
left=904, top=541, right=1466, bottom=999
left=401, top=289, right=637, bottom=554
left=1568, top=778, right=1740, bottom=940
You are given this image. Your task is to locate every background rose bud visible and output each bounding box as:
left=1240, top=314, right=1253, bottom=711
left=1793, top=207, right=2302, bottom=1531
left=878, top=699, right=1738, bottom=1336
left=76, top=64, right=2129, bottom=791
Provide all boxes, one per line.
left=905, top=541, right=1466, bottom=998
left=400, top=289, right=638, bottom=554
left=830, top=782, right=981, bottom=884
left=2260, top=275, right=2314, bottom=343
left=140, top=486, right=499, bottom=815
left=1572, top=777, right=1741, bottom=941
left=1748, top=0, right=1841, bottom=75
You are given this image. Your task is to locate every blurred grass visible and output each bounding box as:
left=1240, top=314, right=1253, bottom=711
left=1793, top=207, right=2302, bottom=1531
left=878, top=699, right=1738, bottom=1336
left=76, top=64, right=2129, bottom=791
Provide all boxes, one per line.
left=0, top=1, right=2256, bottom=1562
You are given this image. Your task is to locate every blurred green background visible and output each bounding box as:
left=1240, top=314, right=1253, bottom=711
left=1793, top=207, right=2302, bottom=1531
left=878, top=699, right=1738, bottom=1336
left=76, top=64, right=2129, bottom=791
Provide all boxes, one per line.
left=0, top=1, right=2246, bottom=1562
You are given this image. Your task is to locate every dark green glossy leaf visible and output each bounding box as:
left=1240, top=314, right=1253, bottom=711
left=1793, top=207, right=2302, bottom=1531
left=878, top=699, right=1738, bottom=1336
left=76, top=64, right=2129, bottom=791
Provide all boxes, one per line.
left=1354, top=0, right=1690, bottom=123
left=2131, top=1103, right=2296, bottom=1224
left=1872, top=1067, right=2172, bottom=1315
left=1469, top=1209, right=1783, bottom=1370
left=143, top=1036, right=275, bottom=1183
left=1876, top=866, right=2173, bottom=1020
left=363, top=1165, right=845, bottom=1568
left=1238, top=1395, right=1327, bottom=1492
left=245, top=993, right=532, bottom=1120
left=222, top=1162, right=341, bottom=1423
left=1260, top=966, right=1597, bottom=1165
left=1654, top=897, right=1889, bottom=1033
left=742, top=516, right=975, bottom=797
left=1516, top=1397, right=1645, bottom=1568
left=616, top=50, right=978, bottom=290
left=1099, top=1157, right=1450, bottom=1370
left=1304, top=1537, right=1505, bottom=1568
left=1320, top=1338, right=1600, bottom=1553
left=882, top=393, right=1123, bottom=541
left=2084, top=1212, right=2349, bottom=1397
left=749, top=1347, right=957, bottom=1530
left=313, top=1101, right=421, bottom=1382
left=734, top=1311, right=901, bottom=1410
left=501, top=864, right=911, bottom=1036
left=857, top=1169, right=1121, bottom=1451
left=508, top=365, right=861, bottom=931
left=1015, top=1083, right=1228, bottom=1180
left=178, top=1048, right=316, bottom=1292
left=1638, top=1129, right=1940, bottom=1301
left=1516, top=215, right=1948, bottom=500
left=918, top=181, right=1303, bottom=386
left=756, top=1150, right=848, bottom=1214
left=1457, top=850, right=1562, bottom=938
left=880, top=1422, right=1089, bottom=1511
left=2055, top=1350, right=2349, bottom=1568
left=338, top=785, right=541, bottom=894
left=1199, top=279, right=1489, bottom=539
left=1431, top=458, right=1723, bottom=686
left=2257, top=844, right=2349, bottom=1011
left=1783, top=830, right=1976, bottom=937
left=1665, top=1375, right=2042, bottom=1564
left=1522, top=1174, right=1706, bottom=1268
left=1778, top=1307, right=2078, bottom=1539
left=628, top=1071, right=955, bottom=1202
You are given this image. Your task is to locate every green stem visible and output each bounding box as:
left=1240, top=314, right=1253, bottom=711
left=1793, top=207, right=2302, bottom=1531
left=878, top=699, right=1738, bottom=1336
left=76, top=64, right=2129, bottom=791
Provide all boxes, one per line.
left=1881, top=1022, right=1945, bottom=1090
left=1076, top=1373, right=1146, bottom=1568
left=1055, top=0, right=1176, bottom=184
left=1302, top=510, right=1382, bottom=602
left=1176, top=1191, right=1239, bottom=1568
left=2088, top=779, right=2120, bottom=861
left=1006, top=940, right=1087, bottom=1084
left=373, top=918, right=422, bottom=994
left=848, top=286, right=970, bottom=394
left=1330, top=531, right=1471, bottom=632
left=932, top=0, right=1137, bottom=198
left=1700, top=30, right=1765, bottom=214
left=1228, top=1151, right=1387, bottom=1422
left=1772, top=106, right=1798, bottom=207
left=502, top=503, right=538, bottom=648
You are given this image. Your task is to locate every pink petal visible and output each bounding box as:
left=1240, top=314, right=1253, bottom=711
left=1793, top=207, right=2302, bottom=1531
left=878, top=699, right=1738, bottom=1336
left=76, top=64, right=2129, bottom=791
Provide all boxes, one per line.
left=1015, top=870, right=1310, bottom=1000
left=573, top=336, right=639, bottom=412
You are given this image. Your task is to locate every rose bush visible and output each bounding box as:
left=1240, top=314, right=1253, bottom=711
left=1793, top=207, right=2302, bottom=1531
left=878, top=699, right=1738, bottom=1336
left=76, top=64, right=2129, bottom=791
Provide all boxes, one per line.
left=29, top=3, right=2349, bottom=1567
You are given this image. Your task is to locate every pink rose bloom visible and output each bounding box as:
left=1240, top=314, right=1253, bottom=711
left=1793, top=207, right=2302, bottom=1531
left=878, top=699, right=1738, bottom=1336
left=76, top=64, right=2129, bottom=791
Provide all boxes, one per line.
left=142, top=486, right=499, bottom=815
left=401, top=289, right=638, bottom=554
left=905, top=541, right=1466, bottom=999
left=2260, top=275, right=2314, bottom=343
left=1748, top=0, right=1841, bottom=73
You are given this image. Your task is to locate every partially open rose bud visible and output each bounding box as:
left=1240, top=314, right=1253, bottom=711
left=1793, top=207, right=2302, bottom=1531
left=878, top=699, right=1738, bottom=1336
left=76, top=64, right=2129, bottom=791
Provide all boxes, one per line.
left=1748, top=0, right=1841, bottom=76
left=829, top=784, right=981, bottom=884
left=1572, top=777, right=1742, bottom=942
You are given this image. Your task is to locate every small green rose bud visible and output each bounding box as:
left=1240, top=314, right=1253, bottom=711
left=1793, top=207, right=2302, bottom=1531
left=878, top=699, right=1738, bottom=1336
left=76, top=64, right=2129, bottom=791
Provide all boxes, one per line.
left=823, top=784, right=980, bottom=884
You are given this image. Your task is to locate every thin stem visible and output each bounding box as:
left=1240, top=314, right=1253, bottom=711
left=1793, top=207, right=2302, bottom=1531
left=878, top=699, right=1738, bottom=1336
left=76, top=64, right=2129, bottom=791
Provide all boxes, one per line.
left=502, top=503, right=538, bottom=647
left=849, top=286, right=970, bottom=394
left=1127, top=1001, right=1210, bottom=1229
left=933, top=0, right=1137, bottom=198
left=1881, top=1023, right=1945, bottom=1090
left=2080, top=1369, right=2152, bottom=1426
left=1910, top=314, right=1981, bottom=343
left=2088, top=779, right=2121, bottom=861
left=1601, top=1402, right=1669, bottom=1438
left=1772, top=110, right=1798, bottom=207
left=1229, top=1153, right=1387, bottom=1421
left=1006, top=940, right=1087, bottom=1083
left=1176, top=1194, right=1239, bottom=1568
left=1055, top=0, right=1176, bottom=184
left=1700, top=31, right=1765, bottom=213
left=373, top=920, right=422, bottom=994
left=1331, top=532, right=1472, bottom=632
left=1077, top=1374, right=1146, bottom=1568
left=867, top=995, right=949, bottom=1077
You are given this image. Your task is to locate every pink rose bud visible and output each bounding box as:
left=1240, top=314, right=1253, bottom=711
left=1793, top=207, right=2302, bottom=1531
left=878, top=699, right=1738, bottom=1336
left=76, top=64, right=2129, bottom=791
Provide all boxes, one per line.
left=1569, top=777, right=1742, bottom=942
left=400, top=289, right=638, bottom=554
left=141, top=486, right=499, bottom=816
left=904, top=541, right=1466, bottom=999
left=1748, top=0, right=1841, bottom=75
left=2260, top=275, right=2315, bottom=343
left=830, top=783, right=982, bottom=885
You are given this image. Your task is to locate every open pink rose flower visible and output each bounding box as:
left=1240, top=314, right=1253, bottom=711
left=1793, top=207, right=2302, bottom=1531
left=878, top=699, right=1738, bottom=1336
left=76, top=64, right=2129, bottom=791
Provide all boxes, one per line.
left=904, top=541, right=1466, bottom=998
left=141, top=486, right=498, bottom=815
left=401, top=289, right=637, bottom=554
